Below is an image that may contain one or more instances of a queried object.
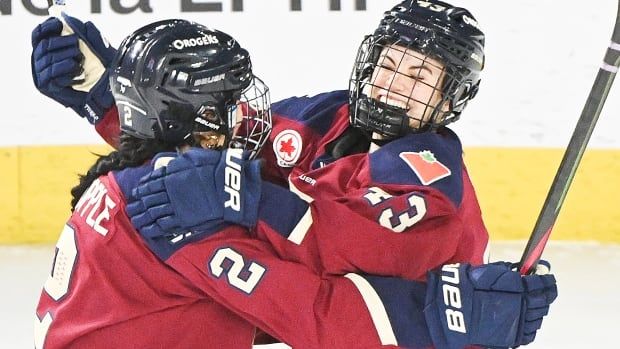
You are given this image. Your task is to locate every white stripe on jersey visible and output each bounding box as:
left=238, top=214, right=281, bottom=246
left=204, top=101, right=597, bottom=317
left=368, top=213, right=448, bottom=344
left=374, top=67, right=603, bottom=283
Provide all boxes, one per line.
left=344, top=273, right=398, bottom=346
left=288, top=208, right=313, bottom=245
left=288, top=175, right=314, bottom=203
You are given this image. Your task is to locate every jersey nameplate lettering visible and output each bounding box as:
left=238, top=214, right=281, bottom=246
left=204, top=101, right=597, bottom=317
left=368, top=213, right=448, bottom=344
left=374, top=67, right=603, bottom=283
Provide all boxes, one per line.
left=73, top=178, right=117, bottom=236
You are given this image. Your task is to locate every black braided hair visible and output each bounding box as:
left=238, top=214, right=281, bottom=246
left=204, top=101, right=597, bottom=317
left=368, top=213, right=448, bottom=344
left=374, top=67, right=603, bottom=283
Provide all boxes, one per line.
left=70, top=132, right=176, bottom=211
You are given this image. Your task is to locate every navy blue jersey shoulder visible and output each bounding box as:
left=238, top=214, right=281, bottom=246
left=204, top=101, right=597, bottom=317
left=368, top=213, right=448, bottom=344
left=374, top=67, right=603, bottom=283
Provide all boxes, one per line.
left=272, top=90, right=348, bottom=135
left=369, top=127, right=464, bottom=206
left=113, top=164, right=234, bottom=261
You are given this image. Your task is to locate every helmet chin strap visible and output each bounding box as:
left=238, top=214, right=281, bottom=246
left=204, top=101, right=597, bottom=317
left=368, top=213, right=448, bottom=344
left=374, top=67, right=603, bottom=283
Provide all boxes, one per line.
left=369, top=133, right=393, bottom=147
left=369, top=135, right=383, bottom=153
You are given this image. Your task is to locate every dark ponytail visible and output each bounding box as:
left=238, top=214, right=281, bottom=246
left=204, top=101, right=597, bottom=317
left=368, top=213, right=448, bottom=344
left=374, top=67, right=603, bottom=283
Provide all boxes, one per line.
left=70, top=132, right=176, bottom=211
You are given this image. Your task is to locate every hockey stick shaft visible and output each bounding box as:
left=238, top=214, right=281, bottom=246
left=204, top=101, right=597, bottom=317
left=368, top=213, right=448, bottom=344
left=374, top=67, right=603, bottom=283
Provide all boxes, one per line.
left=519, top=0, right=620, bottom=275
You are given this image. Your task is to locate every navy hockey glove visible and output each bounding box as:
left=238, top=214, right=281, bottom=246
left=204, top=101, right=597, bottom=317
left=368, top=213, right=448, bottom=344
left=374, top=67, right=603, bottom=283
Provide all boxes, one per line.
left=126, top=148, right=262, bottom=239
left=424, top=261, right=557, bottom=349
left=31, top=15, right=116, bottom=124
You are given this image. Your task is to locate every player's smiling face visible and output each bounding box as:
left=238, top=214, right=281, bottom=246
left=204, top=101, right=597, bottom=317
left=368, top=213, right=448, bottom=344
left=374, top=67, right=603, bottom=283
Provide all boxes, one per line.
left=366, top=43, right=447, bottom=129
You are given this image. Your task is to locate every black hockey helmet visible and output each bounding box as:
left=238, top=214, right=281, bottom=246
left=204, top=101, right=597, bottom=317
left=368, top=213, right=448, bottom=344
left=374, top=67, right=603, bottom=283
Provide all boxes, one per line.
left=349, top=0, right=485, bottom=138
left=109, top=19, right=271, bottom=158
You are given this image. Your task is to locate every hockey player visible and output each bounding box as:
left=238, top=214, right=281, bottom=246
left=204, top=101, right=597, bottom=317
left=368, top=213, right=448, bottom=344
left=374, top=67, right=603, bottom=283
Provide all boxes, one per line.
left=129, top=0, right=489, bottom=282
left=31, top=3, right=560, bottom=345
left=33, top=20, right=266, bottom=349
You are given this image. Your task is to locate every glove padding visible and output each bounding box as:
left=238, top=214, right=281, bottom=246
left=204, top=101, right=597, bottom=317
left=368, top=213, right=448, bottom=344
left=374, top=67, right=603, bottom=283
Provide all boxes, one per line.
left=424, top=261, right=558, bottom=349
left=31, top=14, right=116, bottom=124
left=126, top=148, right=262, bottom=239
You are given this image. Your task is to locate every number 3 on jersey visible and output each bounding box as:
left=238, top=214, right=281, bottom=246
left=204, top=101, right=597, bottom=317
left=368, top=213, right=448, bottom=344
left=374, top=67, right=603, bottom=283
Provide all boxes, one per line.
left=364, top=187, right=427, bottom=233
left=209, top=248, right=266, bottom=294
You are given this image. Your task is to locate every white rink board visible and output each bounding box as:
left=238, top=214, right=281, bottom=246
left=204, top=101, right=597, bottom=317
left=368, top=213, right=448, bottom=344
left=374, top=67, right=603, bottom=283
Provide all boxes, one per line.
left=1, top=0, right=619, bottom=148
left=4, top=241, right=619, bottom=348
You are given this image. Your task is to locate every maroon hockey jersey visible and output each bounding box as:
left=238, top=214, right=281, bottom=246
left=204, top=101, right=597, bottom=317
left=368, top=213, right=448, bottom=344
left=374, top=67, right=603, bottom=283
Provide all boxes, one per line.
left=36, top=167, right=433, bottom=348
left=250, top=90, right=489, bottom=280
left=34, top=174, right=256, bottom=349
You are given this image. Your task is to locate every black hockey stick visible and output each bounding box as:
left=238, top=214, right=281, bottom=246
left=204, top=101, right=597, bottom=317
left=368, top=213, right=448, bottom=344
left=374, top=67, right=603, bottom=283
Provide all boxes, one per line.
left=519, top=0, right=620, bottom=275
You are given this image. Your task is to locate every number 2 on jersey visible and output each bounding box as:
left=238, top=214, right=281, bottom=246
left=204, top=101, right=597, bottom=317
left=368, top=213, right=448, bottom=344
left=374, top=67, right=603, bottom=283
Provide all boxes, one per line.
left=209, top=247, right=266, bottom=294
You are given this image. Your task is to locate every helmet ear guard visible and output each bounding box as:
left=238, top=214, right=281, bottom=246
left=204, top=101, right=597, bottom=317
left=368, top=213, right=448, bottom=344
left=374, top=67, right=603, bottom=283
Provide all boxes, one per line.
left=154, top=101, right=196, bottom=143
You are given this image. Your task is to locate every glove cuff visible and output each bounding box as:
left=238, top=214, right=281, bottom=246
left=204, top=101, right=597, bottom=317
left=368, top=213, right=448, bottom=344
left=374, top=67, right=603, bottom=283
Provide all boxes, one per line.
left=216, top=152, right=262, bottom=228
left=76, top=71, right=114, bottom=124
left=424, top=267, right=470, bottom=349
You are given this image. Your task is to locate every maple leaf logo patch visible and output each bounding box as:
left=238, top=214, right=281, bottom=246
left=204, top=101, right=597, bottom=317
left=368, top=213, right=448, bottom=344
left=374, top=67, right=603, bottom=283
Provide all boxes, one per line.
left=399, top=150, right=451, bottom=185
